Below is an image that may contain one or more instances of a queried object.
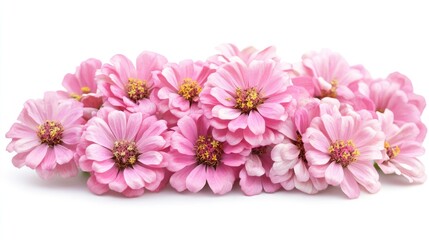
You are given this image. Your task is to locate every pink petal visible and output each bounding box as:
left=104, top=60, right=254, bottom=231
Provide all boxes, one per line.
left=110, top=54, right=135, bottom=84
left=257, top=103, right=285, bottom=120
left=54, top=145, right=74, bottom=165
left=125, top=112, right=142, bottom=140
left=226, top=129, right=244, bottom=146
left=94, top=167, right=118, bottom=184
left=108, top=111, right=126, bottom=139
left=85, top=118, right=115, bottom=149
left=109, top=171, right=128, bottom=192
left=185, top=164, right=207, bottom=192
left=348, top=162, right=380, bottom=193
left=141, top=120, right=168, bottom=138
left=340, top=169, right=360, bottom=199
left=210, top=87, right=235, bottom=107
left=321, top=115, right=338, bottom=141
left=325, top=162, right=344, bottom=186
left=213, top=106, right=241, bottom=120
left=239, top=169, right=263, bottom=196
left=86, top=144, right=113, bottom=161
left=228, top=114, right=248, bottom=132
left=178, top=116, right=198, bottom=143
left=170, top=165, right=195, bottom=192
left=92, top=159, right=115, bottom=173
left=306, top=129, right=330, bottom=153
left=25, top=144, right=48, bottom=169
left=139, top=151, right=163, bottom=166
left=124, top=168, right=145, bottom=189
left=136, top=51, right=167, bottom=80
left=293, top=160, right=310, bottom=182
left=40, top=148, right=56, bottom=170
left=245, top=154, right=265, bottom=177
left=56, top=159, right=78, bottom=178
left=222, top=153, right=246, bottom=167
left=137, top=136, right=166, bottom=152
left=243, top=128, right=263, bottom=146
left=62, top=127, right=82, bottom=145
left=133, top=164, right=157, bottom=183
left=248, top=111, right=265, bottom=135
left=167, top=152, right=196, bottom=172
left=87, top=175, right=109, bottom=195
left=206, top=165, right=234, bottom=194
left=170, top=133, right=195, bottom=155
left=14, top=138, right=40, bottom=153
left=11, top=152, right=27, bottom=168
left=305, top=150, right=330, bottom=165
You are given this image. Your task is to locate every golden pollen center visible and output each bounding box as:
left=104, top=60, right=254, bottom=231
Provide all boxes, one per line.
left=112, top=140, right=140, bottom=170
left=195, top=135, right=223, bottom=167
left=384, top=141, right=400, bottom=159
left=37, top=120, right=64, bottom=147
left=328, top=140, right=360, bottom=167
left=81, top=86, right=91, bottom=94
left=320, top=79, right=338, bottom=98
left=127, top=78, right=149, bottom=102
left=178, top=78, right=202, bottom=101
left=235, top=87, right=264, bottom=114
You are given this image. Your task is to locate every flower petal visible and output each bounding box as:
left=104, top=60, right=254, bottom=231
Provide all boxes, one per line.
left=207, top=165, right=234, bottom=194
left=25, top=144, right=48, bottom=169
left=124, top=168, right=145, bottom=189
left=186, top=164, right=207, bottom=192
left=248, top=111, right=265, bottom=135
left=325, top=162, right=344, bottom=186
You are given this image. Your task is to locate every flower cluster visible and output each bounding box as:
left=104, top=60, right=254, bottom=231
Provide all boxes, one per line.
left=5, top=44, right=426, bottom=199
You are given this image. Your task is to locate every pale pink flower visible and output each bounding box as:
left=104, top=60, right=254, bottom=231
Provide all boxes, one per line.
left=304, top=104, right=385, bottom=199
left=168, top=116, right=246, bottom=195
left=97, top=52, right=167, bottom=114
left=239, top=146, right=281, bottom=196
left=155, top=60, right=214, bottom=126
left=208, top=43, right=280, bottom=66
left=376, top=110, right=426, bottom=183
left=80, top=109, right=170, bottom=197
left=270, top=101, right=328, bottom=194
left=362, top=72, right=426, bottom=142
left=199, top=59, right=294, bottom=152
left=292, top=49, right=363, bottom=100
left=62, top=58, right=103, bottom=119
left=6, top=92, right=84, bottom=179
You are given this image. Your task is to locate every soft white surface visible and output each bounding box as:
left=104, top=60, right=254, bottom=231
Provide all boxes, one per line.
left=1, top=0, right=428, bottom=239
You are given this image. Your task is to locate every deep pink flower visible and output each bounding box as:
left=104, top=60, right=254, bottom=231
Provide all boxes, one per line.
left=292, top=49, right=363, bottom=100
left=168, top=116, right=246, bottom=195
left=97, top=52, right=167, bottom=114
left=80, top=109, right=170, bottom=197
left=155, top=60, right=214, bottom=126
left=360, top=72, right=426, bottom=142
left=270, top=100, right=328, bottom=194
left=6, top=92, right=84, bottom=179
left=376, top=110, right=426, bottom=183
left=62, top=58, right=103, bottom=119
left=208, top=43, right=280, bottom=66
left=199, top=59, right=294, bottom=152
left=304, top=104, right=384, bottom=198
left=239, top=145, right=281, bottom=196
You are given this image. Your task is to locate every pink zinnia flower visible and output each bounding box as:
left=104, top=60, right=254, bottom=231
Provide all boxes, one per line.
left=62, top=58, right=103, bottom=119
left=6, top=92, right=84, bottom=179
left=156, top=60, right=214, bottom=126
left=376, top=110, right=426, bottom=183
left=168, top=116, right=246, bottom=195
left=97, top=52, right=167, bottom=114
left=208, top=43, right=280, bottom=67
left=199, top=59, right=294, bottom=152
left=362, top=72, right=426, bottom=142
left=270, top=101, right=328, bottom=194
left=292, top=49, right=363, bottom=100
left=80, top=109, right=170, bottom=197
left=304, top=104, right=384, bottom=199
left=239, top=145, right=281, bottom=196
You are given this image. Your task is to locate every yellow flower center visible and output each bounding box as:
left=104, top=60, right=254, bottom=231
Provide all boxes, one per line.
left=328, top=140, right=360, bottom=167
left=384, top=141, right=400, bottom=159
left=320, top=79, right=338, bottom=98
left=112, top=140, right=140, bottom=170
left=81, top=86, right=91, bottom=94
left=195, top=135, right=223, bottom=167
left=235, top=87, right=264, bottom=114
left=127, top=78, right=149, bottom=102
left=178, top=78, right=202, bottom=101
left=37, top=120, right=64, bottom=147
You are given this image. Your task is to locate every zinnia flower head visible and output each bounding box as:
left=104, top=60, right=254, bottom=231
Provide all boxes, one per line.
left=97, top=52, right=167, bottom=114
left=376, top=109, right=426, bottom=183
left=62, top=58, right=103, bottom=119
left=304, top=103, right=385, bottom=199
left=292, top=49, right=363, bottom=100
left=270, top=100, right=328, bottom=194
left=156, top=60, right=214, bottom=126
left=6, top=92, right=84, bottom=179
left=361, top=72, right=426, bottom=142
left=168, top=115, right=246, bottom=195
left=199, top=59, right=294, bottom=152
left=80, top=108, right=170, bottom=197
left=239, top=145, right=281, bottom=196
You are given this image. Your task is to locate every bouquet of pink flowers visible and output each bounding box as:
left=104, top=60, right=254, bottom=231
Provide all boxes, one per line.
left=5, top=44, right=426, bottom=198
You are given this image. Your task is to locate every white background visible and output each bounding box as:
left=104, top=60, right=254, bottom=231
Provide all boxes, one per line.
left=1, top=0, right=428, bottom=239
